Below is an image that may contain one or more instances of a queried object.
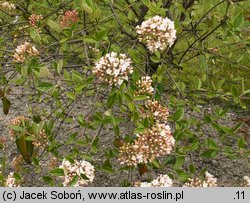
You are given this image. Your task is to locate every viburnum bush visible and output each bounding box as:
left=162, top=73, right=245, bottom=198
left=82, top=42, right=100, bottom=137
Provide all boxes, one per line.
left=0, top=0, right=249, bottom=187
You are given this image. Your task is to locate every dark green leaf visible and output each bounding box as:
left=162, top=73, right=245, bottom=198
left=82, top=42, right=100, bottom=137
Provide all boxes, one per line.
left=49, top=168, right=64, bottom=176
left=2, top=97, right=10, bottom=115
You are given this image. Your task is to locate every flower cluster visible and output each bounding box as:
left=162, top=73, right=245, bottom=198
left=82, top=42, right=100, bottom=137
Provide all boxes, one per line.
left=119, top=123, right=175, bottom=166
left=135, top=76, right=154, bottom=95
left=60, top=10, right=79, bottom=27
left=13, top=42, right=39, bottom=63
left=135, top=174, right=173, bottom=187
left=184, top=172, right=217, bottom=187
left=5, top=172, right=20, bottom=187
left=141, top=100, right=169, bottom=123
left=8, top=116, right=27, bottom=137
left=60, top=159, right=95, bottom=187
left=136, top=15, right=176, bottom=52
left=0, top=1, right=15, bottom=10
left=93, top=52, right=134, bottom=86
left=32, top=129, right=48, bottom=148
left=29, top=14, right=43, bottom=32
left=243, top=176, right=250, bottom=187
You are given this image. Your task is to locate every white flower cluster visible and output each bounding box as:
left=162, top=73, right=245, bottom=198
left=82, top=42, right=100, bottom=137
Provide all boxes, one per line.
left=142, top=100, right=170, bottom=123
left=60, top=159, right=95, bottom=187
left=136, top=15, right=176, bottom=52
left=135, top=174, right=173, bottom=187
left=93, top=52, right=134, bottom=86
left=184, top=172, right=217, bottom=187
left=135, top=76, right=154, bottom=95
left=14, top=42, right=39, bottom=63
left=243, top=176, right=250, bottom=187
left=119, top=123, right=175, bottom=166
left=0, top=1, right=15, bottom=10
left=5, top=172, right=20, bottom=187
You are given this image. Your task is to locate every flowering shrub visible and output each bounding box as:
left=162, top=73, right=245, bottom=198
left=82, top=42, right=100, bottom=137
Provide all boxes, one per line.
left=0, top=0, right=249, bottom=187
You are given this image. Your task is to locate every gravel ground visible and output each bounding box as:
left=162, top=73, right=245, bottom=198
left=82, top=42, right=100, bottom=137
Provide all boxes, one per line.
left=0, top=85, right=249, bottom=187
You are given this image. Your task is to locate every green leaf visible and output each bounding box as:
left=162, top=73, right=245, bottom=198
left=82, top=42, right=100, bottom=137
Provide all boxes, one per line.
left=80, top=2, right=93, bottom=14
left=107, top=93, right=117, bottom=107
left=16, top=134, right=34, bottom=164
left=49, top=168, right=64, bottom=176
left=69, top=175, right=79, bottom=186
left=207, top=138, right=218, bottom=150
left=201, top=149, right=218, bottom=158
left=174, top=156, right=185, bottom=169
left=173, top=108, right=184, bottom=121
left=80, top=173, right=90, bottom=180
left=83, top=36, right=97, bottom=43
left=101, top=159, right=114, bottom=174
left=234, top=13, right=244, bottom=27
left=9, top=125, right=25, bottom=132
left=36, top=82, right=54, bottom=92
left=150, top=55, right=160, bottom=63
left=176, top=169, right=190, bottom=182
left=30, top=28, right=41, bottom=44
left=164, top=156, right=176, bottom=165
left=2, top=97, right=10, bottom=115
left=231, top=85, right=239, bottom=97
left=57, top=60, right=63, bottom=74
left=151, top=159, right=161, bottom=169
left=113, top=125, right=120, bottom=136
left=188, top=164, right=196, bottom=173
left=92, top=137, right=99, bottom=148
left=96, top=30, right=108, bottom=41
left=238, top=137, right=246, bottom=149
left=42, top=176, right=53, bottom=184
left=134, top=127, right=146, bottom=134
left=25, top=136, right=36, bottom=141
left=66, top=92, right=76, bottom=100
left=47, top=20, right=62, bottom=33
left=134, top=95, right=149, bottom=101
